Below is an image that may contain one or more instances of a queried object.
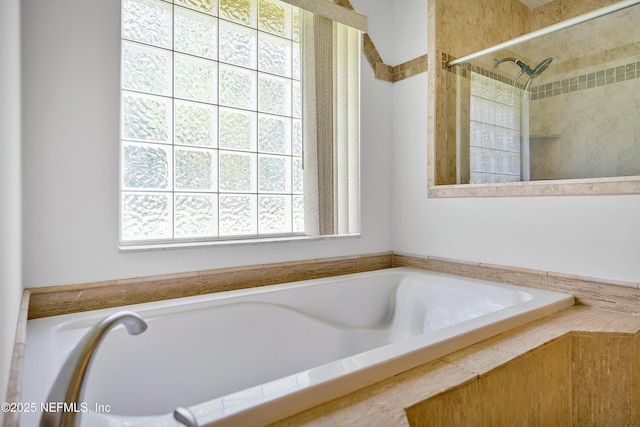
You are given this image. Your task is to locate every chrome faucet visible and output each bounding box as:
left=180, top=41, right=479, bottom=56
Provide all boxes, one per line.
left=40, top=311, right=148, bottom=427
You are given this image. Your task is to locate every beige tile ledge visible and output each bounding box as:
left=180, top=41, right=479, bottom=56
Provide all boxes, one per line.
left=393, top=253, right=640, bottom=316
left=268, top=305, right=640, bottom=427
left=392, top=252, right=640, bottom=290
left=4, top=291, right=30, bottom=427
left=20, top=250, right=640, bottom=340
left=26, top=252, right=394, bottom=319
left=428, top=176, right=640, bottom=198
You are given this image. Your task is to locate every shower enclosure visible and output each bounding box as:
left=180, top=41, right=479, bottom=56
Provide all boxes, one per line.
left=445, top=0, right=640, bottom=184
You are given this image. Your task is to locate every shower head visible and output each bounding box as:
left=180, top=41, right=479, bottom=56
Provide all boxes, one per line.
left=494, top=56, right=553, bottom=79
left=531, top=57, right=553, bottom=78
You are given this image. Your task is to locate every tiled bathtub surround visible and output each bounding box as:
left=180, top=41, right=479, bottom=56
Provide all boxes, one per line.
left=531, top=59, right=640, bottom=100
left=26, top=253, right=393, bottom=319
left=7, top=254, right=640, bottom=427
left=405, top=327, right=640, bottom=427
left=393, top=253, right=640, bottom=315
left=271, top=306, right=640, bottom=427
left=24, top=253, right=640, bottom=319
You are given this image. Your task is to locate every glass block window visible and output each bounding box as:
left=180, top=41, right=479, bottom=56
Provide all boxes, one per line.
left=121, top=0, right=303, bottom=242
left=469, top=73, right=521, bottom=184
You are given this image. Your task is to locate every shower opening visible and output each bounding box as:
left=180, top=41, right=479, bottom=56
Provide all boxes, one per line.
left=444, top=0, right=640, bottom=185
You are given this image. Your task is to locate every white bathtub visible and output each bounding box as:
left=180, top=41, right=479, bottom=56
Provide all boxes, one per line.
left=21, top=267, right=573, bottom=427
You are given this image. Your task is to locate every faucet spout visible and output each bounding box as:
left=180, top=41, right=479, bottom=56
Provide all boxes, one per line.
left=40, top=311, right=148, bottom=427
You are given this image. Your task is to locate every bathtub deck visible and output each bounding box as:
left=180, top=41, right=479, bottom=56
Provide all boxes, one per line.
left=268, top=305, right=640, bottom=426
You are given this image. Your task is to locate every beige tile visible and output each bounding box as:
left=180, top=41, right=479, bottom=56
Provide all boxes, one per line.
left=375, top=62, right=394, bottom=82
left=14, top=291, right=30, bottom=345
left=592, top=177, right=640, bottom=195
left=393, top=254, right=640, bottom=316
left=572, top=332, right=634, bottom=426
left=550, top=276, right=640, bottom=315
left=632, top=332, right=640, bottom=426
left=269, top=360, right=476, bottom=427
left=27, top=254, right=392, bottom=319
left=405, top=378, right=485, bottom=427
left=442, top=342, right=519, bottom=377
left=483, top=335, right=570, bottom=425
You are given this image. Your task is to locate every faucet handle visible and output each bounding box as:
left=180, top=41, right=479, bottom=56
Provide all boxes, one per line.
left=174, top=407, right=200, bottom=427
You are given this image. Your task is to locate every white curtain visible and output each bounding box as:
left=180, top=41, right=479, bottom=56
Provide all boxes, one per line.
left=302, top=11, right=361, bottom=235
left=334, top=22, right=360, bottom=234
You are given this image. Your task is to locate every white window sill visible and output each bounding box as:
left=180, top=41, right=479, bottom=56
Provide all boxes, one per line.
left=119, top=233, right=362, bottom=253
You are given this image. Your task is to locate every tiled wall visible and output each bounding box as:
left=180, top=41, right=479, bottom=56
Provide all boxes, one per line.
left=530, top=75, right=640, bottom=180
left=530, top=0, right=623, bottom=30
left=446, top=6, right=640, bottom=182
left=526, top=1, right=640, bottom=180
left=428, top=0, right=640, bottom=195
left=406, top=331, right=640, bottom=426
left=406, top=335, right=573, bottom=426
left=430, top=0, right=531, bottom=186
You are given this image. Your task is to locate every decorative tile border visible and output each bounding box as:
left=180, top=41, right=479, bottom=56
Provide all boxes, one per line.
left=341, top=0, right=428, bottom=82
left=444, top=52, right=526, bottom=89
left=444, top=53, right=640, bottom=100
left=368, top=47, right=427, bottom=83
left=531, top=60, right=640, bottom=100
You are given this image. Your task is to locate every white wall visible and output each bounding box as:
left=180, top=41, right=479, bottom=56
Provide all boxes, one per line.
left=0, top=0, right=23, bottom=405
left=21, top=0, right=638, bottom=291
left=21, top=0, right=393, bottom=288
left=390, top=0, right=640, bottom=283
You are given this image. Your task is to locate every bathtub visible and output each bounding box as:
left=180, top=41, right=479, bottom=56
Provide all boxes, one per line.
left=21, top=267, right=573, bottom=427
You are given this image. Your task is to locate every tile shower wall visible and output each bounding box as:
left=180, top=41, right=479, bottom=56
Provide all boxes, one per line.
left=527, top=4, right=640, bottom=180
left=431, top=0, right=531, bottom=184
